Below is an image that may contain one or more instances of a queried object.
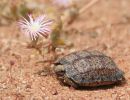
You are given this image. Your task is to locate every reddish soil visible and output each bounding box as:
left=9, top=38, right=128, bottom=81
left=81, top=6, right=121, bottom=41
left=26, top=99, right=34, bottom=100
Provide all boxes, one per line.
left=0, top=0, right=130, bottom=99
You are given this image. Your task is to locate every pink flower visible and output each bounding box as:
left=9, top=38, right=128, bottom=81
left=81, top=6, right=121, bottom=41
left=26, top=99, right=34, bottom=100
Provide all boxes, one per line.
left=53, top=0, right=71, bottom=7
left=19, top=14, right=53, bottom=40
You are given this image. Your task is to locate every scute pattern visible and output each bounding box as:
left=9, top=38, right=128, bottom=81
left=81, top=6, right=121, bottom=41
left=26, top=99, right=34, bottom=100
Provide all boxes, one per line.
left=55, top=50, right=125, bottom=87
left=55, top=53, right=78, bottom=65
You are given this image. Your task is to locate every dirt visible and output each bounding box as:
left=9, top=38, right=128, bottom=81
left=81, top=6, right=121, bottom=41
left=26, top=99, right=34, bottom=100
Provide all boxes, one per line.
left=0, top=0, right=130, bottom=100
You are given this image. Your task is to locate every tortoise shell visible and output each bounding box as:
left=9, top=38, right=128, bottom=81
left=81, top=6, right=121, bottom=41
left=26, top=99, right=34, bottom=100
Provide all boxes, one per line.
left=54, top=50, right=125, bottom=88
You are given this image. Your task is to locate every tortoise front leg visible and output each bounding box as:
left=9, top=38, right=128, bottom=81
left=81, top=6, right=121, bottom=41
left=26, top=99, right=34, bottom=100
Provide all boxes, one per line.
left=64, top=75, right=78, bottom=88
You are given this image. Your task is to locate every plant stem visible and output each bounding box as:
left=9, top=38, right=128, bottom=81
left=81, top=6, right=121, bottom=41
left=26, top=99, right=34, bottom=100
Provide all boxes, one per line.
left=79, top=0, right=99, bottom=14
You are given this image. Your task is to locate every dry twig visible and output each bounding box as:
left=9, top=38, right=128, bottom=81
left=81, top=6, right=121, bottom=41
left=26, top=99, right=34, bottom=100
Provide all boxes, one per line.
left=79, top=0, right=99, bottom=14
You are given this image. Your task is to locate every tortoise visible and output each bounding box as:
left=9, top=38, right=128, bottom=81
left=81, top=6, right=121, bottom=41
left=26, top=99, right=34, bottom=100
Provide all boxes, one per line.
left=54, top=50, right=125, bottom=88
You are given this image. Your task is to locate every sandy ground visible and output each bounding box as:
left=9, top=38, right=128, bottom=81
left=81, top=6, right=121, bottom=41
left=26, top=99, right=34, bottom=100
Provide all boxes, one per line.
left=0, top=0, right=130, bottom=99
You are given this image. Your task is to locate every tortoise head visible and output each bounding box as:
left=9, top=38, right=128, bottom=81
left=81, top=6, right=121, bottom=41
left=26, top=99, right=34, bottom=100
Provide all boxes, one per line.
left=54, top=64, right=65, bottom=76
